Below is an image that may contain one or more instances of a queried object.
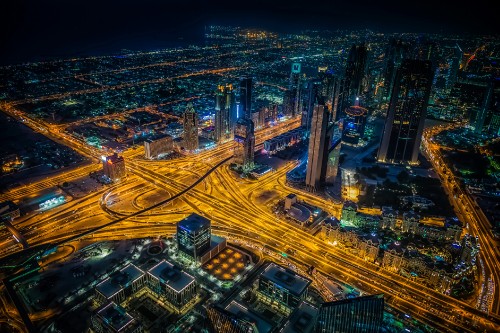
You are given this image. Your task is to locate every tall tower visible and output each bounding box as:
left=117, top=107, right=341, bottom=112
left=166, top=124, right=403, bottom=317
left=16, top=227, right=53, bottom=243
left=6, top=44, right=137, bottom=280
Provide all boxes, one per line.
left=239, top=76, right=252, bottom=120
left=234, top=118, right=255, bottom=170
left=377, top=59, right=433, bottom=164
left=183, top=102, right=199, bottom=151
left=301, top=78, right=322, bottom=131
left=305, top=100, right=330, bottom=191
left=288, top=62, right=302, bottom=118
left=383, top=39, right=409, bottom=101
left=342, top=104, right=368, bottom=146
left=338, top=44, right=369, bottom=118
left=215, top=84, right=234, bottom=143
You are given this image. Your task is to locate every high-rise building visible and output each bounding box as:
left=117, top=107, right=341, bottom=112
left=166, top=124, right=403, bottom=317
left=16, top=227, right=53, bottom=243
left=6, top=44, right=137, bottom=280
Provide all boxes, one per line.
left=177, top=213, right=211, bottom=261
left=239, top=76, right=253, bottom=120
left=377, top=59, right=433, bottom=164
left=234, top=118, right=255, bottom=170
left=144, top=134, right=173, bottom=159
left=342, top=104, right=367, bottom=146
left=325, top=138, right=341, bottom=185
left=382, top=39, right=409, bottom=101
left=301, top=78, right=322, bottom=131
left=102, top=153, right=126, bottom=182
left=314, top=294, right=384, bottom=333
left=338, top=44, right=368, bottom=119
left=305, top=101, right=332, bottom=191
left=474, top=78, right=500, bottom=135
left=288, top=62, right=303, bottom=118
left=215, top=84, right=235, bottom=143
left=446, top=44, right=462, bottom=90
left=183, top=102, right=199, bottom=151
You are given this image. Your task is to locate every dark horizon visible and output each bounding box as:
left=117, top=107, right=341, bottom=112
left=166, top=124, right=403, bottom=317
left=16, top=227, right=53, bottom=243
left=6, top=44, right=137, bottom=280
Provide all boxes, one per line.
left=0, top=0, right=498, bottom=65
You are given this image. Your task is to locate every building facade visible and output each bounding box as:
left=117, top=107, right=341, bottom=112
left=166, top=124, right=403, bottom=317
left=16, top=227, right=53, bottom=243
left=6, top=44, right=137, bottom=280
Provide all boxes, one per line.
left=147, top=260, right=197, bottom=311
left=315, top=295, right=384, bottom=333
left=102, top=153, right=126, bottom=182
left=239, top=76, right=253, bottom=120
left=258, top=263, right=311, bottom=313
left=305, top=103, right=330, bottom=191
left=215, top=84, right=235, bottom=143
left=342, top=105, right=367, bottom=146
left=144, top=134, right=173, bottom=159
left=377, top=59, right=433, bottom=164
left=234, top=118, right=255, bottom=170
left=177, top=213, right=211, bottom=261
left=183, top=103, right=199, bottom=151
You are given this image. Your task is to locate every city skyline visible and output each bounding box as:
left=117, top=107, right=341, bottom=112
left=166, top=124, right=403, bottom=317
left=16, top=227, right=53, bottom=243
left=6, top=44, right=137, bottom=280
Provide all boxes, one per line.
left=0, top=13, right=499, bottom=333
left=1, top=0, right=499, bottom=65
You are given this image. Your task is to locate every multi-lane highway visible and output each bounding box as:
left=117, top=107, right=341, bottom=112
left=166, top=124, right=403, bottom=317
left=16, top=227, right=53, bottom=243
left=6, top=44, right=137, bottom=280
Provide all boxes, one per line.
left=422, top=123, right=500, bottom=316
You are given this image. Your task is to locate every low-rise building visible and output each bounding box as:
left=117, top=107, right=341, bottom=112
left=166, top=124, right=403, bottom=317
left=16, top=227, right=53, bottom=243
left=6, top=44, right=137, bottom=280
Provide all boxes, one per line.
left=144, top=134, right=173, bottom=159
left=102, top=153, right=126, bottom=182
left=95, top=264, right=146, bottom=304
left=258, top=263, right=312, bottom=314
left=280, top=302, right=319, bottom=333
left=91, top=302, right=143, bottom=333
left=402, top=211, right=420, bottom=233
left=147, top=260, right=197, bottom=311
left=380, top=206, right=398, bottom=230
left=340, top=201, right=357, bottom=225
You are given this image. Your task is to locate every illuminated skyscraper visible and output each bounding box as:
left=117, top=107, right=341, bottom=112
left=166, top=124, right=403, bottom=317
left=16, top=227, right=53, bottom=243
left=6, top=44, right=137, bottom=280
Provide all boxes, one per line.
left=215, top=84, right=235, bottom=143
left=301, top=78, right=322, bottom=131
left=287, top=62, right=303, bottom=118
left=314, top=294, right=384, bottom=333
left=306, top=100, right=332, bottom=191
left=239, top=76, right=253, bottom=120
left=338, top=44, right=368, bottom=119
left=382, top=39, right=409, bottom=101
left=377, top=59, right=433, bottom=164
left=318, top=69, right=341, bottom=121
left=183, top=102, right=199, bottom=151
left=234, top=118, right=255, bottom=170
left=342, top=104, right=367, bottom=146
left=176, top=213, right=211, bottom=261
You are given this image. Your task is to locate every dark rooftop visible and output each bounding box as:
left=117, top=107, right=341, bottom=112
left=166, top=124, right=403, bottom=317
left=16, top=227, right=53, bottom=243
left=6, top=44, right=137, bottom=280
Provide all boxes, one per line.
left=261, top=263, right=311, bottom=296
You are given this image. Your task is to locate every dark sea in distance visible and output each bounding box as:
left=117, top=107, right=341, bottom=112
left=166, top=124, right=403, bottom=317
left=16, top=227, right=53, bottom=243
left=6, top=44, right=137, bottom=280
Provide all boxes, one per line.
left=0, top=34, right=204, bottom=66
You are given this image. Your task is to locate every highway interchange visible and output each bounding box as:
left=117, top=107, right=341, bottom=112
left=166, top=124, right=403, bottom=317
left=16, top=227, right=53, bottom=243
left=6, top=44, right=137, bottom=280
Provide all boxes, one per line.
left=0, top=45, right=499, bottom=331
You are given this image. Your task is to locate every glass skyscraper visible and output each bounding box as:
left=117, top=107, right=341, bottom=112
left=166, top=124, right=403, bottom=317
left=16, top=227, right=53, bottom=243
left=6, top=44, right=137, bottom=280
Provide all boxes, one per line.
left=315, top=294, right=384, bottom=333
left=377, top=59, right=433, bottom=164
left=306, top=100, right=334, bottom=192
left=183, top=102, right=199, bottom=151
left=234, top=118, right=255, bottom=170
left=215, top=84, right=235, bottom=143
left=239, top=76, right=253, bottom=120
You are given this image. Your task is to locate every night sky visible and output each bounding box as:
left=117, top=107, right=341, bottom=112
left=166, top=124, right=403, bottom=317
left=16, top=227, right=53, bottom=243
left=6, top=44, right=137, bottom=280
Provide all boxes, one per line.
left=0, top=0, right=498, bottom=65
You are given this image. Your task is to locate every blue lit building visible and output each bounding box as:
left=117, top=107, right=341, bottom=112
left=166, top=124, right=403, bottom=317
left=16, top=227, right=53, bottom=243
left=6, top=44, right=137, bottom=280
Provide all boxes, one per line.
left=342, top=105, right=367, bottom=146
left=177, top=213, right=211, bottom=261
